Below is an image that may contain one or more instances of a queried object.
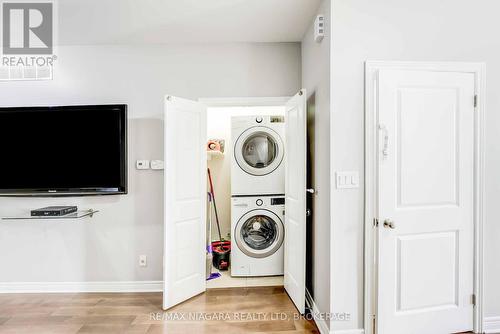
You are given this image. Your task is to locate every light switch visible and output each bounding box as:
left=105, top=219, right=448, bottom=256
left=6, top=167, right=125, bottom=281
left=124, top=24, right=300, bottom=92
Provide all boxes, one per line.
left=136, top=160, right=150, bottom=170
left=151, top=160, right=164, bottom=170
left=336, top=171, right=359, bottom=189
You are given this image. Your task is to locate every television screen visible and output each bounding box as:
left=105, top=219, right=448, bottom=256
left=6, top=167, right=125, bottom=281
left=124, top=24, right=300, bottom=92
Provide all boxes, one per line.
left=0, top=105, right=127, bottom=196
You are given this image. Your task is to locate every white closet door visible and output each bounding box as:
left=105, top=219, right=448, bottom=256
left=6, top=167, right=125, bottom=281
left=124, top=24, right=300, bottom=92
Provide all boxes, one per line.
left=163, top=95, right=207, bottom=310
left=284, top=89, right=307, bottom=314
left=377, top=69, right=475, bottom=333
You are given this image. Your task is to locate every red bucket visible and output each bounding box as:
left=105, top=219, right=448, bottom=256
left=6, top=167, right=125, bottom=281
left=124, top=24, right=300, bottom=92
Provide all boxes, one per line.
left=211, top=241, right=231, bottom=270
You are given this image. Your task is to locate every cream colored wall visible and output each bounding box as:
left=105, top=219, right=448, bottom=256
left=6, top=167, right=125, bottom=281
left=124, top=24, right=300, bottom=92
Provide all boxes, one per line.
left=207, top=106, right=285, bottom=242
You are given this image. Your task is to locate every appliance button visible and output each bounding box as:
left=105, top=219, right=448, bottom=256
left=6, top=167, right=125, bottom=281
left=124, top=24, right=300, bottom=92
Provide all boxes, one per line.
left=256, top=117, right=263, bottom=123
left=256, top=199, right=263, bottom=206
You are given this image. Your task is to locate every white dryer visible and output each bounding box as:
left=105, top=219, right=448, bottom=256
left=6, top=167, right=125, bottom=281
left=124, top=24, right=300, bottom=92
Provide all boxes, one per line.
left=231, top=115, right=285, bottom=196
left=231, top=195, right=285, bottom=277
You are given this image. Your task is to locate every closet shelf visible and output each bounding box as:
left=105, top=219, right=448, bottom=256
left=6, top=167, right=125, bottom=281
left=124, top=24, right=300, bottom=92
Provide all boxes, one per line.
left=1, top=209, right=99, bottom=221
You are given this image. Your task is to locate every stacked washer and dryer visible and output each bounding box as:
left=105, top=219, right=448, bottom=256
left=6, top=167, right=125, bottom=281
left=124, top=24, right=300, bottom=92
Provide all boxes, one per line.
left=231, top=115, right=286, bottom=277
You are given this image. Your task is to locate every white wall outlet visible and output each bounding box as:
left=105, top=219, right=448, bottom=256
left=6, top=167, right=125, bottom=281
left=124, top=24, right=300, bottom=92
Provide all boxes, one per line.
left=136, top=160, right=150, bottom=170
left=139, top=255, right=147, bottom=267
left=151, top=160, right=164, bottom=170
left=314, top=14, right=325, bottom=42
left=336, top=171, right=359, bottom=189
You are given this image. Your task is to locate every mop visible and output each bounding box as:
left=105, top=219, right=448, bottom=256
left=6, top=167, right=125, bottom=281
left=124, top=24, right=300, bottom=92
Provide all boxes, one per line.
left=207, top=169, right=223, bottom=242
left=206, top=191, right=221, bottom=281
left=207, top=168, right=231, bottom=271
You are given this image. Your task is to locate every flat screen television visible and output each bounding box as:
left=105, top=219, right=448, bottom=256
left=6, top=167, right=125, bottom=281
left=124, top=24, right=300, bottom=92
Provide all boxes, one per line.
left=0, top=104, right=127, bottom=196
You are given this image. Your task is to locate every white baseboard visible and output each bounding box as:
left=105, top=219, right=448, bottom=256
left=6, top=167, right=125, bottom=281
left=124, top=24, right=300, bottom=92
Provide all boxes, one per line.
left=331, top=330, right=365, bottom=334
left=0, top=281, right=163, bottom=293
left=484, top=316, right=500, bottom=333
left=305, top=288, right=330, bottom=334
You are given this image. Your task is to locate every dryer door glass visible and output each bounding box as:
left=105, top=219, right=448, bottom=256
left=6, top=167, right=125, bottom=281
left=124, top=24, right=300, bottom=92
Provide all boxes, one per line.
left=234, top=127, right=284, bottom=177
left=241, top=215, right=277, bottom=250
left=242, top=132, right=278, bottom=169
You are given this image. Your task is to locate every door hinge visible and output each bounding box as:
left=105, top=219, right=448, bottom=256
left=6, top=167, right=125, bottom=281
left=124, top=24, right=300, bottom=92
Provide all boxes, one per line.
left=471, top=294, right=476, bottom=306
left=373, top=218, right=379, bottom=227
left=474, top=95, right=478, bottom=108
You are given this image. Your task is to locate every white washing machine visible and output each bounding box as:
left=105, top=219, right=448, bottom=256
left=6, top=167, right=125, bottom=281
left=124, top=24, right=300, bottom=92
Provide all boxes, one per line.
left=231, top=115, right=285, bottom=196
left=231, top=195, right=285, bottom=277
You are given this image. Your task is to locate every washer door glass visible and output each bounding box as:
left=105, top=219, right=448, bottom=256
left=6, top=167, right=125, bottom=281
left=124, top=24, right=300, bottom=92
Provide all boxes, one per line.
left=235, top=210, right=284, bottom=258
left=242, top=132, right=277, bottom=169
left=234, top=127, right=284, bottom=176
left=241, top=215, right=277, bottom=250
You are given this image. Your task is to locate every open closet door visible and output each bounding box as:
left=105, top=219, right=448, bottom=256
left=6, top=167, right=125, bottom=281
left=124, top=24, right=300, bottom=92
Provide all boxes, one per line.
left=163, top=95, right=207, bottom=310
left=284, top=89, right=307, bottom=314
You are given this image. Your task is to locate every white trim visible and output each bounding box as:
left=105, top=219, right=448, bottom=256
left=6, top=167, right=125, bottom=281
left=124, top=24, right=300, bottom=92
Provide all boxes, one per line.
left=363, top=60, right=484, bottom=73
left=198, top=96, right=290, bottom=107
left=364, top=61, right=485, bottom=334
left=473, top=62, right=486, bottom=334
left=0, top=281, right=163, bottom=293
left=306, top=289, right=330, bottom=334
left=364, top=61, right=379, bottom=334
left=483, top=316, right=500, bottom=333
left=331, top=330, right=365, bottom=334
left=329, top=1, right=336, bottom=329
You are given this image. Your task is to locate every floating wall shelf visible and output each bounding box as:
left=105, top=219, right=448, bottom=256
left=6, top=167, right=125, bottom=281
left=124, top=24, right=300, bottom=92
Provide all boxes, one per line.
left=1, top=209, right=99, bottom=221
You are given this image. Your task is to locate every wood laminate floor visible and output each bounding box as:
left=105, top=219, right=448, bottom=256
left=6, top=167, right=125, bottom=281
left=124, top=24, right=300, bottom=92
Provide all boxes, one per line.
left=0, top=287, right=319, bottom=333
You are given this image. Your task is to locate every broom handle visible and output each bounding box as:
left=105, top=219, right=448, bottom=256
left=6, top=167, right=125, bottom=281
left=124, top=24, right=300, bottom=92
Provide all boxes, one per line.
left=207, top=168, right=223, bottom=242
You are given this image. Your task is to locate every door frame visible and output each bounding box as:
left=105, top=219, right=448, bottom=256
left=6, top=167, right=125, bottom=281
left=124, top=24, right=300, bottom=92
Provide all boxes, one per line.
left=198, top=95, right=292, bottom=288
left=199, top=96, right=291, bottom=107
left=364, top=61, right=486, bottom=334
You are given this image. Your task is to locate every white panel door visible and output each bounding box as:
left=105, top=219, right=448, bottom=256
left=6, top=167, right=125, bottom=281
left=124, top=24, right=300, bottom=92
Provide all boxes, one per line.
left=284, top=89, right=307, bottom=314
left=163, top=95, right=207, bottom=310
left=377, top=70, right=475, bottom=333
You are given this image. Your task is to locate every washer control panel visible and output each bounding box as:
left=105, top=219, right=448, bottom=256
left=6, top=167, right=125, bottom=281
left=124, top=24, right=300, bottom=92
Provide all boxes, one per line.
left=232, top=196, right=285, bottom=208
left=271, top=197, right=285, bottom=205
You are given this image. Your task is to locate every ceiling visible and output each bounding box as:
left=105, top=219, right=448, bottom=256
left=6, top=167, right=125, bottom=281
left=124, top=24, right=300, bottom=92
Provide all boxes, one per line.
left=57, top=0, right=322, bottom=45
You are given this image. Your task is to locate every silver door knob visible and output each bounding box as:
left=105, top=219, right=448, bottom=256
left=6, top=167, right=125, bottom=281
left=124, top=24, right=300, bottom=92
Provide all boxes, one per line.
left=306, top=209, right=312, bottom=217
left=383, top=220, right=395, bottom=229
left=306, top=188, right=316, bottom=194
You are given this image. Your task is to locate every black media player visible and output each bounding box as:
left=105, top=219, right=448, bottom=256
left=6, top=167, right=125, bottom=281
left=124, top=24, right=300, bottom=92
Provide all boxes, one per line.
left=31, top=206, right=78, bottom=217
